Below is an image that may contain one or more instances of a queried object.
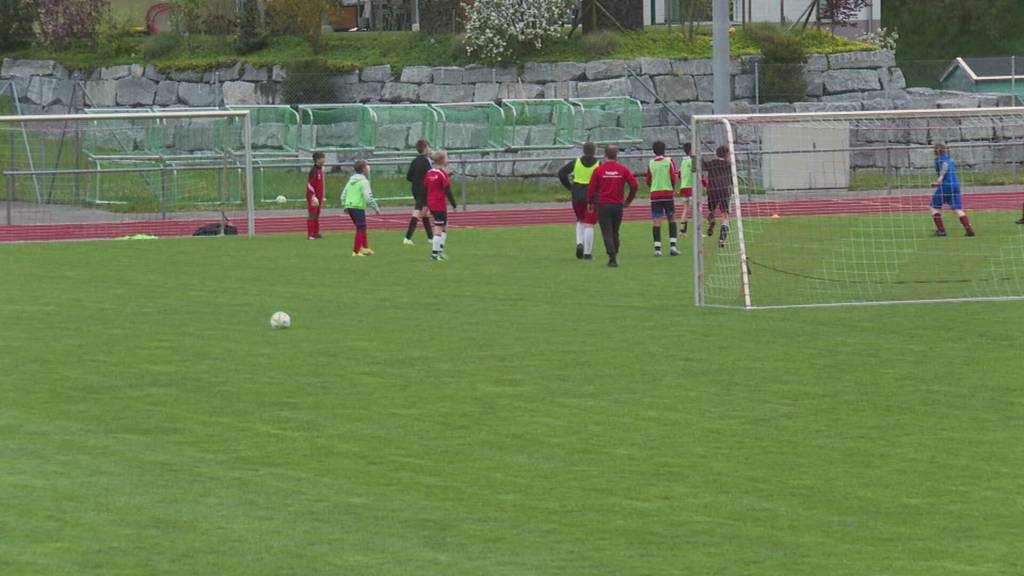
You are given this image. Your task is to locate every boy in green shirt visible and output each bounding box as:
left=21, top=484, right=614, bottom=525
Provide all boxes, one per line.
left=341, top=160, right=381, bottom=257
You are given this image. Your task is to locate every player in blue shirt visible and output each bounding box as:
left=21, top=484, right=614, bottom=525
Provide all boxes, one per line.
left=930, top=143, right=974, bottom=237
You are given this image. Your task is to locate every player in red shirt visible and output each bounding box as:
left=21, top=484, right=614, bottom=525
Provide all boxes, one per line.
left=587, top=145, right=639, bottom=268
left=703, top=145, right=733, bottom=248
left=305, top=151, right=325, bottom=240
left=424, top=150, right=458, bottom=261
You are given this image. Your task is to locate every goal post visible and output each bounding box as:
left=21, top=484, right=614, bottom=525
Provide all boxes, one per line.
left=692, top=107, right=1024, bottom=309
left=1, top=109, right=256, bottom=238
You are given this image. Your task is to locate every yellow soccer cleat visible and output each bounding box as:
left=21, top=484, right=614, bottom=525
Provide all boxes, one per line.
left=359, top=248, right=376, bottom=256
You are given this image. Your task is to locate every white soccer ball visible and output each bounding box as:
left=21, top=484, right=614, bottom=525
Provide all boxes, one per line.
left=275, top=195, right=287, bottom=204
left=269, top=311, right=291, bottom=329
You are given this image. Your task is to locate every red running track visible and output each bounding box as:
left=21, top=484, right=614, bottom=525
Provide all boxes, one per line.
left=2, top=191, right=1023, bottom=243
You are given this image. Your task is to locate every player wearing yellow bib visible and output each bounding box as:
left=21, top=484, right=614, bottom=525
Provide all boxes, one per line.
left=644, top=141, right=680, bottom=257
left=558, top=142, right=600, bottom=260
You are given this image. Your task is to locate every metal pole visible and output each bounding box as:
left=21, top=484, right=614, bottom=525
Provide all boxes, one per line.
left=692, top=118, right=704, bottom=307
left=7, top=130, right=14, bottom=225
left=754, top=61, right=760, bottom=106
left=243, top=114, right=255, bottom=236
left=1014, top=56, right=1019, bottom=183
left=160, top=165, right=167, bottom=220
left=712, top=0, right=731, bottom=115
left=1012, top=55, right=1016, bottom=100
left=460, top=159, right=467, bottom=211
left=74, top=123, right=82, bottom=205
left=6, top=174, right=13, bottom=226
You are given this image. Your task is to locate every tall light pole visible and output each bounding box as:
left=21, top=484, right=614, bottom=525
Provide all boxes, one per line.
left=712, top=0, right=731, bottom=114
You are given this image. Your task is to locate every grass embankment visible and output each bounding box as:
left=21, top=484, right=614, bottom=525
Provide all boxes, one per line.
left=3, top=26, right=874, bottom=73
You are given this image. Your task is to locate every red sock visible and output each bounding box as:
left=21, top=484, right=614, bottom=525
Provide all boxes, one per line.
left=361, top=231, right=369, bottom=249
left=353, top=232, right=361, bottom=253
left=313, top=218, right=320, bottom=237
left=959, top=215, right=973, bottom=232
left=932, top=213, right=945, bottom=232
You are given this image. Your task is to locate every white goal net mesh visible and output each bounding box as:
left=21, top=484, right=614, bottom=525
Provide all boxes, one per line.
left=1, top=110, right=254, bottom=240
left=692, top=108, right=1024, bottom=309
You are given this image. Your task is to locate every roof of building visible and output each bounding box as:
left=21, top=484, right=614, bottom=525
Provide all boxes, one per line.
left=942, top=56, right=1024, bottom=82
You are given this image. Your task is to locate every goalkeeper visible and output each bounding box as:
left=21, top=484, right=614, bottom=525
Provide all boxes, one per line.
left=703, top=145, right=733, bottom=248
left=341, top=160, right=381, bottom=257
left=929, top=143, right=974, bottom=237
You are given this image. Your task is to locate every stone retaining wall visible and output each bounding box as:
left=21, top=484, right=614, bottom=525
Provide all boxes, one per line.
left=3, top=50, right=1020, bottom=178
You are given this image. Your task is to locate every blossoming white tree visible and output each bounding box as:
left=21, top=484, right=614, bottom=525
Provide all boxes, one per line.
left=462, top=0, right=574, bottom=63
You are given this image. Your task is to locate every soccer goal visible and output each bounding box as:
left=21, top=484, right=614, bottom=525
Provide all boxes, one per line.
left=1, top=109, right=256, bottom=238
left=691, top=107, right=1024, bottom=309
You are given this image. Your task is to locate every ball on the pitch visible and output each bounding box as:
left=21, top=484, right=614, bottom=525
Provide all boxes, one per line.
left=275, top=195, right=287, bottom=204
left=269, top=311, right=291, bottom=329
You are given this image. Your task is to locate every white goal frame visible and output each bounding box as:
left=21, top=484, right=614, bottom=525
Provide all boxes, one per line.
left=691, top=107, right=1024, bottom=310
left=1, top=109, right=256, bottom=236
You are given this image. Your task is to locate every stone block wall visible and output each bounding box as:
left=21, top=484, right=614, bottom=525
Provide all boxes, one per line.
left=4, top=50, right=1022, bottom=178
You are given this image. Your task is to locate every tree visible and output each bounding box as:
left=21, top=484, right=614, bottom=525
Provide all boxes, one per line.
left=35, top=0, right=109, bottom=50
left=818, top=0, right=870, bottom=29
left=0, top=0, right=37, bottom=51
left=463, top=0, right=574, bottom=63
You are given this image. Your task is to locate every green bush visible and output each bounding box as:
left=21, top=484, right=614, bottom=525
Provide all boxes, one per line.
left=747, top=24, right=807, bottom=103
left=0, top=0, right=36, bottom=51
left=266, top=0, right=329, bottom=51
left=581, top=31, right=619, bottom=58
left=141, top=32, right=182, bottom=60
left=235, top=0, right=268, bottom=55
left=96, top=13, right=136, bottom=59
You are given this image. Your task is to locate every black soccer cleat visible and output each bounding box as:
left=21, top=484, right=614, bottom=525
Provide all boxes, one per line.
left=607, top=259, right=618, bottom=268
left=583, top=254, right=593, bottom=260
left=966, top=229, right=976, bottom=237
left=576, top=243, right=584, bottom=259
left=934, top=230, right=947, bottom=237
left=1017, top=218, right=1024, bottom=225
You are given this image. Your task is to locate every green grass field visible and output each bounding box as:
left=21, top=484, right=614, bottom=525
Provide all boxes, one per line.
left=1, top=223, right=1023, bottom=575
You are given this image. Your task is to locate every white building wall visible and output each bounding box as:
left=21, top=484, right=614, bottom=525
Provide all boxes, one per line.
left=644, top=1, right=879, bottom=28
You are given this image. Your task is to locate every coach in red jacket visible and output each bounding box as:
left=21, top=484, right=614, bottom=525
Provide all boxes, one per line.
left=587, top=145, right=639, bottom=268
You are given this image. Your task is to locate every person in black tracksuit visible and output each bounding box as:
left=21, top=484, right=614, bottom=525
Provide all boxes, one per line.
left=404, top=139, right=434, bottom=245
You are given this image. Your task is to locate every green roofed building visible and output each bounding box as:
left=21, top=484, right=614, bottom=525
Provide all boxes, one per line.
left=940, top=56, right=1024, bottom=100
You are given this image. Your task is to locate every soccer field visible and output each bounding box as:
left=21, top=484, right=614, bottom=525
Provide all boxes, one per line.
left=1, top=222, right=1022, bottom=575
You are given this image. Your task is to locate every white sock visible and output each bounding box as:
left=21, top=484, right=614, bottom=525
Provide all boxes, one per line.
left=432, top=235, right=443, bottom=253
left=575, top=222, right=584, bottom=245
left=440, top=232, right=447, bottom=250
left=583, top=227, right=594, bottom=255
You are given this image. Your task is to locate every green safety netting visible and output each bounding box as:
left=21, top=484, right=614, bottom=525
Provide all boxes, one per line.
left=569, top=97, right=643, bottom=145
left=227, top=105, right=300, bottom=155
left=83, top=108, right=159, bottom=158
left=299, top=104, right=374, bottom=152
left=431, top=102, right=507, bottom=152
left=366, top=104, right=440, bottom=153
left=500, top=99, right=576, bottom=149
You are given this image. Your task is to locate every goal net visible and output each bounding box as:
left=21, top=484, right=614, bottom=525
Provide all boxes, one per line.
left=1, top=110, right=255, bottom=241
left=691, top=108, right=1024, bottom=309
